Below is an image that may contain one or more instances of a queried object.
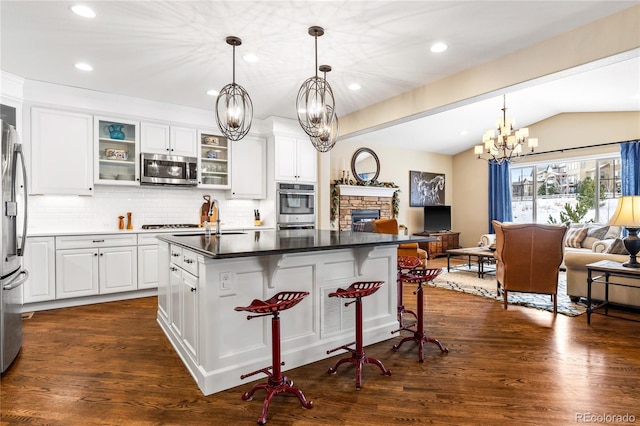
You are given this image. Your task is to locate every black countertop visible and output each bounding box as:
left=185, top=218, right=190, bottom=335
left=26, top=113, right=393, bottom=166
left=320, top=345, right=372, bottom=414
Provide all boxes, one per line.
left=158, top=229, right=436, bottom=260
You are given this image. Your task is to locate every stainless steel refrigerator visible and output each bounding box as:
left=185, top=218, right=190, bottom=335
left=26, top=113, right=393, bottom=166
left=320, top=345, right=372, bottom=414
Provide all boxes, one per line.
left=1, top=119, right=28, bottom=373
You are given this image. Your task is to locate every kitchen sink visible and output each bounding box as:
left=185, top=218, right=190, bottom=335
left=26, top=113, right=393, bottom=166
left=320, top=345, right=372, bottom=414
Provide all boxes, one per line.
left=173, top=231, right=247, bottom=237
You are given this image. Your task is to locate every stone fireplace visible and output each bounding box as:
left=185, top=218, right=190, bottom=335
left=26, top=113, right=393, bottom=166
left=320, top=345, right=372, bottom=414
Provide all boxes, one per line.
left=336, top=185, right=397, bottom=231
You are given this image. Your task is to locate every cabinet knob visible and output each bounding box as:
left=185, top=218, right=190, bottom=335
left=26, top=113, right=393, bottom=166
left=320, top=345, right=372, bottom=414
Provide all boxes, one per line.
left=171, top=252, right=180, bottom=257
left=184, top=257, right=194, bottom=264
left=190, top=287, right=197, bottom=292
left=94, top=253, right=98, bottom=256
left=169, top=266, right=178, bottom=272
left=100, top=253, right=104, bottom=256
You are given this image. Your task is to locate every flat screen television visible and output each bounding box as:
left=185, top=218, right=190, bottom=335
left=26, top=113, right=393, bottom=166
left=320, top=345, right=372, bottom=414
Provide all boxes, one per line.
left=423, top=205, right=451, bottom=232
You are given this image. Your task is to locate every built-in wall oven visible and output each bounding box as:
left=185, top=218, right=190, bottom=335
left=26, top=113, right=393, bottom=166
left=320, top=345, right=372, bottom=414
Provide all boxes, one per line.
left=276, top=183, right=315, bottom=230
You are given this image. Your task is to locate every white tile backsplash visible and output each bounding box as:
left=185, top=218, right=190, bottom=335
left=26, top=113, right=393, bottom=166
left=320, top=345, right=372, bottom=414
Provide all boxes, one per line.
left=27, top=185, right=264, bottom=233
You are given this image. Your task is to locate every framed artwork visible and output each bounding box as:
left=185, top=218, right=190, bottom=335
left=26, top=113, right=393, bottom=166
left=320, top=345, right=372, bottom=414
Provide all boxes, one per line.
left=409, top=170, right=445, bottom=207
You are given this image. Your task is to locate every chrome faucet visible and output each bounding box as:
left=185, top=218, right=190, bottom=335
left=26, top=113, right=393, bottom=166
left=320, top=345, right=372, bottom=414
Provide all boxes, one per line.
left=206, top=199, right=221, bottom=237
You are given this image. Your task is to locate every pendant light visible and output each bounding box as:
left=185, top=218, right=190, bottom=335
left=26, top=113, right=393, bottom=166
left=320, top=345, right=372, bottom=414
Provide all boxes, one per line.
left=309, top=65, right=339, bottom=152
left=296, top=26, right=336, bottom=139
left=216, top=36, right=253, bottom=141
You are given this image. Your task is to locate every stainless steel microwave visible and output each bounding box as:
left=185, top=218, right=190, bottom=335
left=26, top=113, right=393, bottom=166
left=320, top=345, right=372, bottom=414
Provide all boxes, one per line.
left=140, top=153, right=198, bottom=186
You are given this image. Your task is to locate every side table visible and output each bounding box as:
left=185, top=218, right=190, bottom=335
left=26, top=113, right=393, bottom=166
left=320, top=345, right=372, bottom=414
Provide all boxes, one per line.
left=586, top=260, right=640, bottom=324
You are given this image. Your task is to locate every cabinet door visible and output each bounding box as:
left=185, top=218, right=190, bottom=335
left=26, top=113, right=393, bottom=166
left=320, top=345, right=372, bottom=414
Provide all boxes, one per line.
left=23, top=237, right=56, bottom=303
left=140, top=122, right=170, bottom=154
left=181, top=271, right=198, bottom=361
left=169, top=266, right=182, bottom=338
left=94, top=117, right=139, bottom=186
left=56, top=248, right=99, bottom=299
left=98, top=246, right=138, bottom=294
left=31, top=108, right=93, bottom=195
left=170, top=126, right=197, bottom=157
left=274, top=136, right=298, bottom=182
left=230, top=135, right=266, bottom=199
left=157, top=241, right=170, bottom=324
left=296, top=138, right=317, bottom=183
left=138, top=245, right=159, bottom=290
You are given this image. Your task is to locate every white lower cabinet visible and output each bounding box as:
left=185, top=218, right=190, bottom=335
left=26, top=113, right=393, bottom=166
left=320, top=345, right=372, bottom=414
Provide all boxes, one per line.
left=22, top=237, right=56, bottom=303
left=166, top=244, right=199, bottom=362
left=157, top=241, right=170, bottom=324
left=137, top=244, right=159, bottom=289
left=56, top=248, right=99, bottom=299
left=55, top=234, right=138, bottom=300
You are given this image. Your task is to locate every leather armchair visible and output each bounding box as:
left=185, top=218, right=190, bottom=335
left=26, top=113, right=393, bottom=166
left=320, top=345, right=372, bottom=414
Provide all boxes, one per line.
left=372, top=218, right=427, bottom=266
left=492, top=220, right=567, bottom=315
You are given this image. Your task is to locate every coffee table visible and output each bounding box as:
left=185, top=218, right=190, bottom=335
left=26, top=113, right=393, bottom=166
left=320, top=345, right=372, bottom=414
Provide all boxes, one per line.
left=446, top=247, right=496, bottom=278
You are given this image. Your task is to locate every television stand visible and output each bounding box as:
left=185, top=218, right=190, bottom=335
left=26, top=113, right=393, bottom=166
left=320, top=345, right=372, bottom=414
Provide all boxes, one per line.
left=413, top=231, right=460, bottom=259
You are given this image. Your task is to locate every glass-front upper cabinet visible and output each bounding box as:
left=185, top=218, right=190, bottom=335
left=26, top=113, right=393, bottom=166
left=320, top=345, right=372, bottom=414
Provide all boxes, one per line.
left=198, top=130, right=230, bottom=188
left=94, top=116, right=140, bottom=186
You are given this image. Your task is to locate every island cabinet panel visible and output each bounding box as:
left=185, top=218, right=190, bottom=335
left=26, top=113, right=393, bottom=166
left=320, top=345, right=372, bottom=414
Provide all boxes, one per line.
left=157, top=244, right=398, bottom=396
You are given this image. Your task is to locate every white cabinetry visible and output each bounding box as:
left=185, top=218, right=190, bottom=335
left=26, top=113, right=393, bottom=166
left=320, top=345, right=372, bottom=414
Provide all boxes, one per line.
left=31, top=107, right=93, bottom=195
left=157, top=240, right=170, bottom=324
left=94, top=116, right=139, bottom=186
left=141, top=122, right=197, bottom=157
left=198, top=131, right=230, bottom=188
left=137, top=234, right=160, bottom=290
left=274, top=135, right=317, bottom=183
left=167, top=245, right=199, bottom=361
left=230, top=135, right=266, bottom=199
left=22, top=237, right=56, bottom=303
left=55, top=234, right=138, bottom=300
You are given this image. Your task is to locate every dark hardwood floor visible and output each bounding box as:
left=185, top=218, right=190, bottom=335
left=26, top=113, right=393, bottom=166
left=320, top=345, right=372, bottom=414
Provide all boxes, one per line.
left=2, top=257, right=640, bottom=425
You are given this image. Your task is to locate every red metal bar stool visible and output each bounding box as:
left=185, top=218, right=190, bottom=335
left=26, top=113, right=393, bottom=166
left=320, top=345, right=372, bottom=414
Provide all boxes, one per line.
left=326, top=281, right=392, bottom=390
left=235, top=291, right=313, bottom=425
left=397, top=255, right=422, bottom=326
left=392, top=267, right=448, bottom=362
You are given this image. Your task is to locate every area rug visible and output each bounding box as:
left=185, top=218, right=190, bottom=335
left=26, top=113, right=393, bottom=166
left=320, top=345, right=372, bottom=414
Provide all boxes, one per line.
left=429, top=270, right=586, bottom=316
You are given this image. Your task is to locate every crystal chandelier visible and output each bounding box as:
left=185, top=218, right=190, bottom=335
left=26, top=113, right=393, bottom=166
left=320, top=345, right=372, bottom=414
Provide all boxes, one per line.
left=474, top=95, right=538, bottom=164
left=296, top=26, right=336, bottom=142
left=216, top=36, right=253, bottom=141
left=309, top=65, right=339, bottom=152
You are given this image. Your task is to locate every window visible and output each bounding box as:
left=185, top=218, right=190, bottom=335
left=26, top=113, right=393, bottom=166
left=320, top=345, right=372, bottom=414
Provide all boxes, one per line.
left=511, top=155, right=621, bottom=224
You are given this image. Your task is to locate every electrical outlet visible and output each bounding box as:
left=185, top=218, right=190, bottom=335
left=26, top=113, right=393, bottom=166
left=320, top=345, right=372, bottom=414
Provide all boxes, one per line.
left=220, top=272, right=235, bottom=292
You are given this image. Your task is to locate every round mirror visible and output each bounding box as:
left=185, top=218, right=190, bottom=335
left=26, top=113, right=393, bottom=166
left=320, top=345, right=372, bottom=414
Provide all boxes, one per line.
left=351, top=147, right=380, bottom=184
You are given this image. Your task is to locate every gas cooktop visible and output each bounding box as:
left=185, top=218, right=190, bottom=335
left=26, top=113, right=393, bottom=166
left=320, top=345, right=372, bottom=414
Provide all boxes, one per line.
left=141, top=224, right=201, bottom=230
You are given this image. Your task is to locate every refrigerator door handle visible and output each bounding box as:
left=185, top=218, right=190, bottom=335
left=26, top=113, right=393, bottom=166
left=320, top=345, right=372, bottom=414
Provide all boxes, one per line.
left=3, top=270, right=29, bottom=291
left=12, top=145, right=28, bottom=257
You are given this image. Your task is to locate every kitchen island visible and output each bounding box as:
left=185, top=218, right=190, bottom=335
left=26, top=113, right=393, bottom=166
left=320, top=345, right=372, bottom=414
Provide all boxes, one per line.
left=156, top=229, right=433, bottom=395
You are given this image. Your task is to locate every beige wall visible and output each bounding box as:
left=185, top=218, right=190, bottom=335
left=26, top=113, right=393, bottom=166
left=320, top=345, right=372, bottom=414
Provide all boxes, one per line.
left=330, top=139, right=453, bottom=235
left=452, top=111, right=640, bottom=247
left=339, top=5, right=640, bottom=139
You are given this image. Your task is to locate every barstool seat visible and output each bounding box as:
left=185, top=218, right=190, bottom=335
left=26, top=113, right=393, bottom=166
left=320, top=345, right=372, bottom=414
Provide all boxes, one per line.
left=392, top=268, right=448, bottom=362
left=326, top=281, right=392, bottom=390
left=235, top=291, right=313, bottom=425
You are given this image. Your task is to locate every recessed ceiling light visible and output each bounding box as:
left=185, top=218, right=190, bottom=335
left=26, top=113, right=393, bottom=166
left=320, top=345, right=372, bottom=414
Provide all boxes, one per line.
left=74, top=62, right=93, bottom=71
left=243, top=54, right=259, bottom=63
left=348, top=83, right=361, bottom=91
left=70, top=5, right=96, bottom=18
left=206, top=89, right=219, bottom=96
left=430, top=42, right=448, bottom=53
left=460, top=130, right=468, bottom=136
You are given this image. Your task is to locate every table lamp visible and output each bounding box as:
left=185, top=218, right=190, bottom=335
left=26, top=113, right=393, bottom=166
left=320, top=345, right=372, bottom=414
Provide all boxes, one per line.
left=607, top=195, right=640, bottom=268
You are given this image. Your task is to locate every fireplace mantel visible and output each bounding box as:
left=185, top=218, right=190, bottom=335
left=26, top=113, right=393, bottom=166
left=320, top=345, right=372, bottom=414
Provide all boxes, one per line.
left=337, top=185, right=397, bottom=198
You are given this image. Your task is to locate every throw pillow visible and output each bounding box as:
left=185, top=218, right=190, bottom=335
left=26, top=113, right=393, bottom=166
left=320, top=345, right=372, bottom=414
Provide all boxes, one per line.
left=581, top=226, right=610, bottom=249
left=565, top=227, right=588, bottom=248
left=605, top=238, right=629, bottom=255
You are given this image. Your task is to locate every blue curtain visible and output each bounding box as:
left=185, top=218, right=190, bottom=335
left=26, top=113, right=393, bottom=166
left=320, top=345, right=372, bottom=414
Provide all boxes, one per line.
left=488, top=160, right=513, bottom=233
left=620, top=141, right=640, bottom=196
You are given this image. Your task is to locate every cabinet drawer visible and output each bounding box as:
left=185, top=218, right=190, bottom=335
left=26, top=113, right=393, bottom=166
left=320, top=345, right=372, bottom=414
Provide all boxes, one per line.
left=170, top=245, right=183, bottom=266
left=181, top=249, right=198, bottom=276
left=138, top=233, right=163, bottom=246
left=56, top=234, right=138, bottom=249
